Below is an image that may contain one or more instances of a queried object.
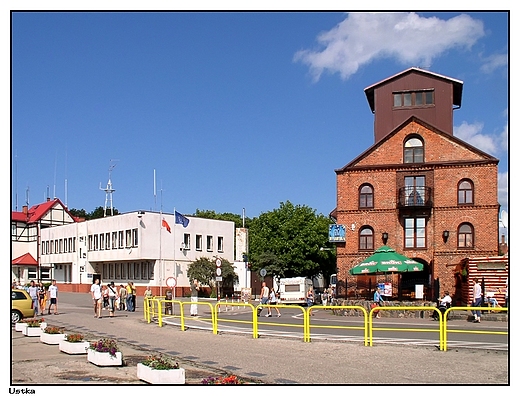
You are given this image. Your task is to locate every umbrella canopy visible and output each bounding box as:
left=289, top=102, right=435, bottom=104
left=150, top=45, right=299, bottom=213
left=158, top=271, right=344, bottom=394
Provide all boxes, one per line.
left=349, top=246, right=424, bottom=275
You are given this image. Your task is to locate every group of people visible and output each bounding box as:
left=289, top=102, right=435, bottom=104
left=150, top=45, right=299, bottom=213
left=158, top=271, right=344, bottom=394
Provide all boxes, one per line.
left=90, top=279, right=136, bottom=318
left=26, top=279, right=59, bottom=316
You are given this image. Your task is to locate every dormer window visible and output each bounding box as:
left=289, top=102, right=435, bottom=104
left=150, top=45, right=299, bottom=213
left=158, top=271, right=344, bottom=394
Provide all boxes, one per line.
left=404, top=137, right=424, bottom=163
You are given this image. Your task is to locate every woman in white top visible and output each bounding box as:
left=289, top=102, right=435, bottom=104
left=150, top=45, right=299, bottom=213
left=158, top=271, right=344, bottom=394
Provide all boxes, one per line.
left=267, top=288, right=281, bottom=317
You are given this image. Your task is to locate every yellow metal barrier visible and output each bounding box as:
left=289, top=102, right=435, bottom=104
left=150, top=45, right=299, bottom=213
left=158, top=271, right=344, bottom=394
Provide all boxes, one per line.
left=368, top=306, right=443, bottom=348
left=180, top=301, right=217, bottom=334
left=214, top=302, right=258, bottom=338
left=442, top=306, right=508, bottom=351
left=308, top=305, right=369, bottom=345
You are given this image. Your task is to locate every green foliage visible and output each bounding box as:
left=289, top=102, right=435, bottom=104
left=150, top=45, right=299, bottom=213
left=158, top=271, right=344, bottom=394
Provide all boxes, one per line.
left=248, top=201, right=336, bottom=280
left=187, top=257, right=238, bottom=293
left=69, top=206, right=119, bottom=220
left=141, top=354, right=180, bottom=370
left=193, top=209, right=252, bottom=229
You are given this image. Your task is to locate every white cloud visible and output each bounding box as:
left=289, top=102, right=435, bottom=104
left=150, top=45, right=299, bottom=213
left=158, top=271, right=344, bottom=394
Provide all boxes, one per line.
left=498, top=171, right=508, bottom=222
left=480, top=53, right=508, bottom=73
left=454, top=121, right=498, bottom=155
left=294, top=12, right=485, bottom=81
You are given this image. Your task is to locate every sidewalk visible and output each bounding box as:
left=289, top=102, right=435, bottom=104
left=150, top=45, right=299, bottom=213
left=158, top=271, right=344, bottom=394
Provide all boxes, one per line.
left=9, top=292, right=511, bottom=386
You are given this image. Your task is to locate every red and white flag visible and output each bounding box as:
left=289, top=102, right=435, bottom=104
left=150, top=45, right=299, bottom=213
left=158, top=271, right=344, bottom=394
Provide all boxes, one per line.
left=162, top=219, right=171, bottom=233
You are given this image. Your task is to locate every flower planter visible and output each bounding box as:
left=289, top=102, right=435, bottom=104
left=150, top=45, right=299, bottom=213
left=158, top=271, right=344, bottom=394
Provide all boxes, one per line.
left=23, top=326, right=43, bottom=337
left=137, top=363, right=185, bottom=384
left=87, top=349, right=123, bottom=366
left=15, top=322, right=27, bottom=332
left=40, top=332, right=66, bottom=345
left=59, top=340, right=90, bottom=355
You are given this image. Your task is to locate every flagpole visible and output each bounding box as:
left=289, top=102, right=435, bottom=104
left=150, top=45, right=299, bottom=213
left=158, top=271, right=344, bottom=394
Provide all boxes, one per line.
left=173, top=207, right=176, bottom=302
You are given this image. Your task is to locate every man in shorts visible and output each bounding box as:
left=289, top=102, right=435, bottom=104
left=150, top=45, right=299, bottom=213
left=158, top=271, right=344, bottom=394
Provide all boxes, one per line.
left=47, top=279, right=59, bottom=315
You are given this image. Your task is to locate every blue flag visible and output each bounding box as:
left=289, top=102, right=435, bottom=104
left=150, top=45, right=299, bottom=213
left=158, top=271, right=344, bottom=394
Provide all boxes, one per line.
left=175, top=211, right=189, bottom=228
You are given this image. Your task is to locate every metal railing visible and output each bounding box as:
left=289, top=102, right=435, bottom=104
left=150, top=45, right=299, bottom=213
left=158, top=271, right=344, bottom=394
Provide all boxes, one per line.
left=142, top=299, right=507, bottom=351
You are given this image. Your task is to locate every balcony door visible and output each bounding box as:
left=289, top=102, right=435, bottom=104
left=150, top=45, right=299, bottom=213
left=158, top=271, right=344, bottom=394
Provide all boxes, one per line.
left=405, top=176, right=425, bottom=206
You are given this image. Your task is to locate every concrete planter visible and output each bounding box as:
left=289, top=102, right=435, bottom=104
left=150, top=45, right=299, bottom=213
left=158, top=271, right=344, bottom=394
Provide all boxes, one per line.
left=137, top=363, right=185, bottom=384
left=59, top=340, right=90, bottom=355
left=87, top=349, right=123, bottom=366
left=15, top=322, right=27, bottom=332
left=40, top=332, right=66, bottom=345
left=23, top=326, right=43, bottom=337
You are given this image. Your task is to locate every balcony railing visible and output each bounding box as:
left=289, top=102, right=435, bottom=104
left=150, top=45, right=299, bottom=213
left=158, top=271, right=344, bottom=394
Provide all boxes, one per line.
left=398, top=186, right=432, bottom=207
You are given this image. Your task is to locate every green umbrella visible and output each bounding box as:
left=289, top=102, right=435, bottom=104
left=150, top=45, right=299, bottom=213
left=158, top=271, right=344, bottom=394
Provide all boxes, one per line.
left=349, top=246, right=424, bottom=275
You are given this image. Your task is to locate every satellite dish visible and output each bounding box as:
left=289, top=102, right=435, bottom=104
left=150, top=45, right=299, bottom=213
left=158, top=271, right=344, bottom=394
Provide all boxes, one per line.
left=500, top=210, right=508, bottom=228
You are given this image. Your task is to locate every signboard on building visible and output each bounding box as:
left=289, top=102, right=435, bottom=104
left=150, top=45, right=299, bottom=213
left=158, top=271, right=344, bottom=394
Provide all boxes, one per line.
left=329, top=224, right=346, bottom=242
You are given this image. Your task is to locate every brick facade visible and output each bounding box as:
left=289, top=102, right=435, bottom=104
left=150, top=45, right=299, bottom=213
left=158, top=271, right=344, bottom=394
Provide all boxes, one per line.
left=334, top=69, right=501, bottom=302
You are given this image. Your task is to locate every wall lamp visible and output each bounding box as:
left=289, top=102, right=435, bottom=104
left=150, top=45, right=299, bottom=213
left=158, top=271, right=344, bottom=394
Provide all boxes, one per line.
left=442, top=230, right=449, bottom=243
left=382, top=232, right=389, bottom=245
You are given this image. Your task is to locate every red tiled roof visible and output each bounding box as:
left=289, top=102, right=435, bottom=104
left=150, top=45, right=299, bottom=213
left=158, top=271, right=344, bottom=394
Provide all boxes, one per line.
left=11, top=198, right=77, bottom=224
left=12, top=253, right=38, bottom=266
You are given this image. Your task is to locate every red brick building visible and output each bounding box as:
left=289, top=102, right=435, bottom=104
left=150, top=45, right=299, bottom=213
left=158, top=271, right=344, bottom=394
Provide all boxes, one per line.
left=333, top=68, right=501, bottom=302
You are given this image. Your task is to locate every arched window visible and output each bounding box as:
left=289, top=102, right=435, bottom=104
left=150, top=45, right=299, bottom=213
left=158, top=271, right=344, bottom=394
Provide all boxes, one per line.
left=458, top=223, right=474, bottom=248
left=359, top=184, right=374, bottom=208
left=359, top=227, right=374, bottom=251
left=458, top=179, right=474, bottom=204
left=404, top=137, right=424, bottom=163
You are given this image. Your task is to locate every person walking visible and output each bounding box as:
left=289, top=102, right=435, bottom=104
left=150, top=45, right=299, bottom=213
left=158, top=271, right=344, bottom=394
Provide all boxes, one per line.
left=47, top=279, right=59, bottom=315
left=118, top=284, right=127, bottom=311
left=307, top=287, right=315, bottom=316
left=144, top=286, right=153, bottom=311
left=38, top=282, right=46, bottom=315
left=107, top=281, right=118, bottom=317
left=267, top=287, right=281, bottom=317
left=257, top=281, right=270, bottom=317
left=130, top=282, right=137, bottom=311
left=190, top=279, right=200, bottom=316
left=90, top=278, right=102, bottom=318
left=102, top=285, right=109, bottom=310
left=471, top=279, right=483, bottom=323
left=373, top=287, right=384, bottom=319
left=126, top=282, right=134, bottom=312
left=28, top=280, right=39, bottom=316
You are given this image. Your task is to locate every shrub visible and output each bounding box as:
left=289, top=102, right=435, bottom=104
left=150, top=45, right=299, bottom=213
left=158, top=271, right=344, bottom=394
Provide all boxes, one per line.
left=141, top=354, right=180, bottom=370
left=43, top=326, right=63, bottom=334
left=65, top=333, right=84, bottom=343
left=23, top=318, right=44, bottom=327
left=201, top=375, right=244, bottom=384
left=89, top=338, right=120, bottom=357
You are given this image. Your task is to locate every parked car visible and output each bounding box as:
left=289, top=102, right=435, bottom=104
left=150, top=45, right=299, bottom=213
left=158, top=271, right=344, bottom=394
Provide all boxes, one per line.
left=12, top=289, right=35, bottom=324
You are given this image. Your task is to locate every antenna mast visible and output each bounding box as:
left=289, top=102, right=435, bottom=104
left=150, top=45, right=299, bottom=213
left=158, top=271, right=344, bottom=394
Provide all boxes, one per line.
left=100, top=160, right=118, bottom=217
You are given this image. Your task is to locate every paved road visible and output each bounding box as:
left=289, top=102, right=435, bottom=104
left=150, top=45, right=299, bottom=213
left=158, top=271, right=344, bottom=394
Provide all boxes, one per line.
left=9, top=292, right=511, bottom=388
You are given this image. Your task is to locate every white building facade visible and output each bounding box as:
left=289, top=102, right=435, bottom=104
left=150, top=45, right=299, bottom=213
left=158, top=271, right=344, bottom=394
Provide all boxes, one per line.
left=39, top=211, right=235, bottom=289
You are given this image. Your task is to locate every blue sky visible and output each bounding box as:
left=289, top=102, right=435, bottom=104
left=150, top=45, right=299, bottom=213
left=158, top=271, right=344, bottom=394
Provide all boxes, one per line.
left=10, top=11, right=509, bottom=235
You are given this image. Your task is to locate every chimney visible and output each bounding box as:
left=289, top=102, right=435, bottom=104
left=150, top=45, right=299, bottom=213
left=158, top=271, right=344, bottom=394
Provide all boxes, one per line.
left=47, top=197, right=50, bottom=202
left=22, top=205, right=28, bottom=215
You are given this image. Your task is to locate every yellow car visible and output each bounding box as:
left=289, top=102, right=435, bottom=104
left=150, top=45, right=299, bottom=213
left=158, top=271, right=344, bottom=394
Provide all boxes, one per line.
left=11, top=289, right=35, bottom=324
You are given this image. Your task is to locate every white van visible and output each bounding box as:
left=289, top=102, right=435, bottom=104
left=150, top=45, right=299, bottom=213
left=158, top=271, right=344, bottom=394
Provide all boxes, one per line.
left=279, top=277, right=313, bottom=305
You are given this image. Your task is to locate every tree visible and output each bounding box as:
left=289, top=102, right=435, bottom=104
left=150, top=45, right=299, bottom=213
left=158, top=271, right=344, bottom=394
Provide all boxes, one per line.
left=193, top=209, right=252, bottom=229
left=68, top=206, right=119, bottom=220
left=248, top=201, right=336, bottom=280
left=186, top=257, right=238, bottom=293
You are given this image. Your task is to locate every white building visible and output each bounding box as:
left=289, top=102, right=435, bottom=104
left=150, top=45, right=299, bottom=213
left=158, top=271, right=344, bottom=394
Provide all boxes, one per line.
left=39, top=210, right=236, bottom=290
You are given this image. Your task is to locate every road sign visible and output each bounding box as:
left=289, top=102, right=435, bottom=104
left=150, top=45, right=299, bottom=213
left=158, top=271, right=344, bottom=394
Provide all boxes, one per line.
left=216, top=276, right=223, bottom=281
left=260, top=268, right=267, bottom=277
left=216, top=258, right=222, bottom=267
left=216, top=267, right=222, bottom=276
left=166, top=277, right=177, bottom=288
